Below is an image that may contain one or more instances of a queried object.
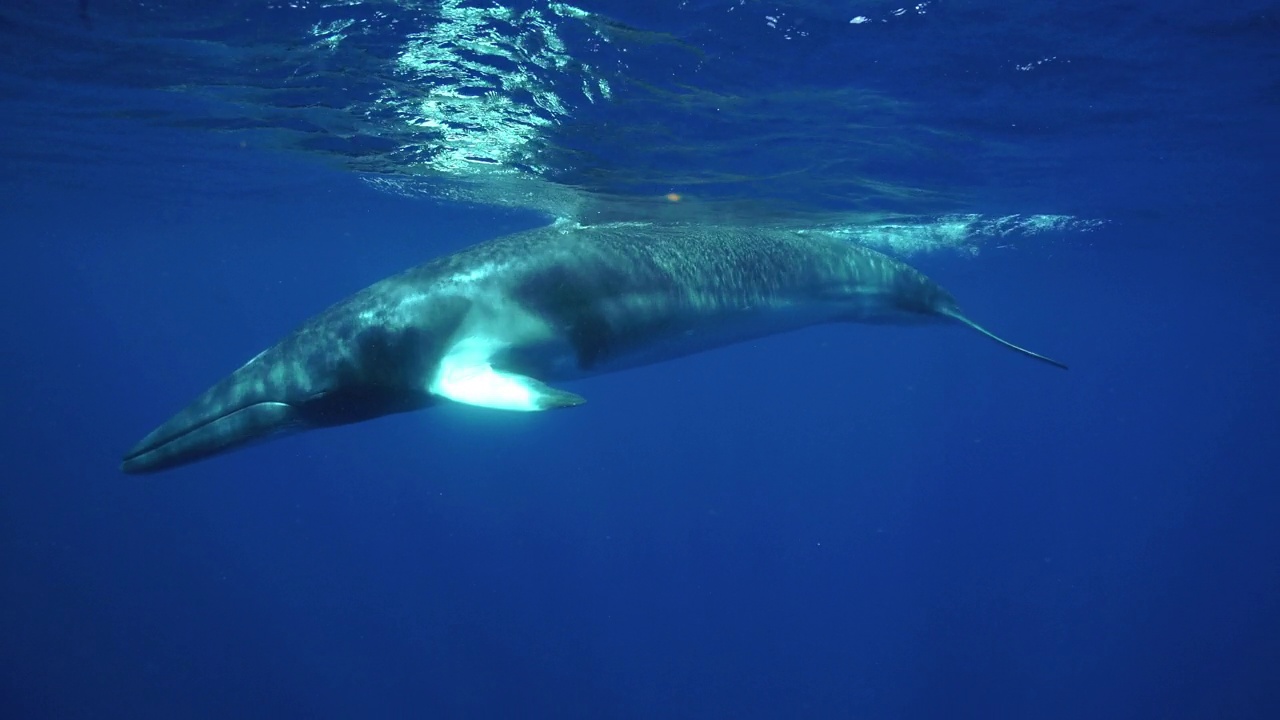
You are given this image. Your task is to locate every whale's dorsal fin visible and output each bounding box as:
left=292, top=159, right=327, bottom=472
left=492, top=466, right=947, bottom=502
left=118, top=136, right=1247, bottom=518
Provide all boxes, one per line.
left=940, top=308, right=1068, bottom=370
left=429, top=338, right=585, bottom=411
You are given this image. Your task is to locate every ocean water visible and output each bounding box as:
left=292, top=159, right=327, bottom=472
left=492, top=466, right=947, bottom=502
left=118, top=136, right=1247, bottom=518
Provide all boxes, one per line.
left=2, top=1, right=1277, bottom=718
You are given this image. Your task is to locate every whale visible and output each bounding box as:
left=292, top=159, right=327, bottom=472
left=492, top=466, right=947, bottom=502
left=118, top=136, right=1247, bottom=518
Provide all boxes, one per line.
left=120, top=222, right=1065, bottom=474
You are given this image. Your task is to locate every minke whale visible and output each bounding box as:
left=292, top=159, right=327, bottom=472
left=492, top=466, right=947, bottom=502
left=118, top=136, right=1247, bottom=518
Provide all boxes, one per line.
left=121, top=223, right=1065, bottom=474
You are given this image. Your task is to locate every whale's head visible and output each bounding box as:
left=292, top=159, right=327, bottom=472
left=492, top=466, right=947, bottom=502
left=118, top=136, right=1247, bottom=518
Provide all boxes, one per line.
left=121, top=326, right=441, bottom=474
left=121, top=292, right=471, bottom=474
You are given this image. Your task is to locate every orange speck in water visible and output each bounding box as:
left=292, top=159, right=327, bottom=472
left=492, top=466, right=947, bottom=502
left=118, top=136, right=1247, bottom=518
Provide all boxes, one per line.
left=665, top=192, right=682, bottom=202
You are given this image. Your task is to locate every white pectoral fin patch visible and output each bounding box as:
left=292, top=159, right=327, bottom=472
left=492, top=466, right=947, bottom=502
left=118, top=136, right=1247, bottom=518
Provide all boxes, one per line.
left=429, top=346, right=584, bottom=412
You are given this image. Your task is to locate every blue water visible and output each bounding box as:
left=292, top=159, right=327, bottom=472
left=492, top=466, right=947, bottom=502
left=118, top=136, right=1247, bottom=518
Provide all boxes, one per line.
left=3, top=1, right=1278, bottom=718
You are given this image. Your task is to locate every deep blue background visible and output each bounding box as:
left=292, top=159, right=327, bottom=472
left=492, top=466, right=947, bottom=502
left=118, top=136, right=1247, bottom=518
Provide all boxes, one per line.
left=4, top=159, right=1278, bottom=718
left=4, top=2, right=1280, bottom=719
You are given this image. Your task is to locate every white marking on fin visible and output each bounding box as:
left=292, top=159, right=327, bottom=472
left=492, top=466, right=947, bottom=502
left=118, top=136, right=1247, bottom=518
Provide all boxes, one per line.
left=429, top=338, right=585, bottom=411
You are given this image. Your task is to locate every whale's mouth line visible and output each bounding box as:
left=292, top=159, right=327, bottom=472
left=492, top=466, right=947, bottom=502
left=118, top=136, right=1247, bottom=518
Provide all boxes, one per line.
left=123, top=401, right=297, bottom=462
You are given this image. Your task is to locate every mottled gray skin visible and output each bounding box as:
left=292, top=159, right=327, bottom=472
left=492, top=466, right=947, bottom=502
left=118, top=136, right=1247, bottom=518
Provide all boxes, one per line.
left=121, top=222, right=1063, bottom=474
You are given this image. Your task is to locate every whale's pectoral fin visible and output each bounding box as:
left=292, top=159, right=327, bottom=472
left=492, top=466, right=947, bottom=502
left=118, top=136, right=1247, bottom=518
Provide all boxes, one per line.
left=432, top=362, right=584, bottom=411
left=429, top=349, right=584, bottom=412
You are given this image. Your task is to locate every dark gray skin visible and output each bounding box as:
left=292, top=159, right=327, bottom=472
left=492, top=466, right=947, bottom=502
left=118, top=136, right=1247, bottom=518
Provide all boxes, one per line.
left=121, top=223, right=1065, bottom=474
